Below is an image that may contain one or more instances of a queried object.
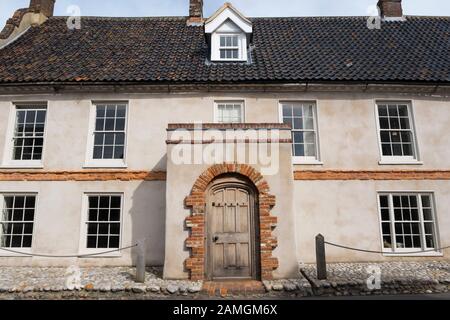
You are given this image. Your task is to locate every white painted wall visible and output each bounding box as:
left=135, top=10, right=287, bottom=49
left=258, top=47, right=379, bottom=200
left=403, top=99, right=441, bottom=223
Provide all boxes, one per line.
left=0, top=91, right=448, bottom=271
left=0, top=180, right=165, bottom=267
left=295, top=180, right=450, bottom=263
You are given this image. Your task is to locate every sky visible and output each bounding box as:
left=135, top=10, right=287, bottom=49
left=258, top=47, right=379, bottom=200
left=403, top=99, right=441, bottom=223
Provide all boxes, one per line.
left=1, top=0, right=450, bottom=27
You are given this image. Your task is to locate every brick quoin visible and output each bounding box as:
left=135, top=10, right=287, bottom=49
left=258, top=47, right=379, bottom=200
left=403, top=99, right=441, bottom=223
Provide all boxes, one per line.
left=184, top=164, right=278, bottom=281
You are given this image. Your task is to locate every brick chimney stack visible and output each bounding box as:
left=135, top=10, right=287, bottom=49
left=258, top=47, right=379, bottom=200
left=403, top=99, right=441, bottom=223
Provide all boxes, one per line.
left=377, top=0, right=403, bottom=18
left=188, top=0, right=204, bottom=25
left=29, top=0, right=56, bottom=17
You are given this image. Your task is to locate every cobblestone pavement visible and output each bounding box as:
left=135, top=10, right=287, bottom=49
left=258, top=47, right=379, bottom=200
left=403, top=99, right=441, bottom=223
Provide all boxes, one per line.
left=0, top=262, right=449, bottom=299
left=301, top=261, right=450, bottom=296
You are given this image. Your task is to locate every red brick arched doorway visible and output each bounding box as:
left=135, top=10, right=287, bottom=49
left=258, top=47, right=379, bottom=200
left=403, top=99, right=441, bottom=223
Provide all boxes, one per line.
left=184, top=164, right=278, bottom=281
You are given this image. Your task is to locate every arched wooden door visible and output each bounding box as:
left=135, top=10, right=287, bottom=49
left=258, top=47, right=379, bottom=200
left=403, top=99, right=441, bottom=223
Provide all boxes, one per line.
left=206, top=176, right=259, bottom=280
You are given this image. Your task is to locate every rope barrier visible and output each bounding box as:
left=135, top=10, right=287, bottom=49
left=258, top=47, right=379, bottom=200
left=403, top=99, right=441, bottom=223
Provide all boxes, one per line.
left=325, top=241, right=450, bottom=255
left=0, top=243, right=138, bottom=258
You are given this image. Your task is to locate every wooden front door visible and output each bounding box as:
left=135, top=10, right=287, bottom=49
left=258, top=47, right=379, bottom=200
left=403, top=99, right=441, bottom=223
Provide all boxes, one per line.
left=207, top=178, right=258, bottom=280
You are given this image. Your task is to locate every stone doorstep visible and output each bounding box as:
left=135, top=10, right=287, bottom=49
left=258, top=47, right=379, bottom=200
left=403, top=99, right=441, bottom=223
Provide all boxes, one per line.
left=202, top=280, right=266, bottom=297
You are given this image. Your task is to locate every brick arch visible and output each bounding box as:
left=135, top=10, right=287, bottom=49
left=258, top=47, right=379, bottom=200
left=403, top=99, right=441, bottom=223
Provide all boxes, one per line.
left=184, top=164, right=278, bottom=281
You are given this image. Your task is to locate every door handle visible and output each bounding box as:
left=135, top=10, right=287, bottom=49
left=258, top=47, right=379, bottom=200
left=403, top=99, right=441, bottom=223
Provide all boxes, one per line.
left=213, top=236, right=219, bottom=242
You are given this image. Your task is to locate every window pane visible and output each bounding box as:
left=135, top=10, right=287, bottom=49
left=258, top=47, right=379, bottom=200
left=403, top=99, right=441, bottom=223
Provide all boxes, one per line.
left=378, top=103, right=416, bottom=160
left=106, top=106, right=116, bottom=118
left=392, top=144, right=402, bottom=156
left=96, top=106, right=106, bottom=117
left=381, top=209, right=390, bottom=221
left=88, top=209, right=98, bottom=221
left=114, top=146, right=124, bottom=159
left=425, top=235, right=434, bottom=248
left=116, top=106, right=126, bottom=118
left=98, top=223, right=109, bottom=235
left=115, top=118, right=125, bottom=131
left=24, top=209, right=34, bottom=221
left=293, top=132, right=304, bottom=144
left=100, top=195, right=110, bottom=207
left=304, top=132, right=315, bottom=144
left=22, top=236, right=32, bottom=248
left=36, top=111, right=46, bottom=123
left=93, top=146, right=103, bottom=159
left=110, top=223, right=120, bottom=235
left=388, top=105, right=398, bottom=117
left=105, top=119, right=115, bottom=131
left=216, top=103, right=242, bottom=123
left=293, top=107, right=302, bottom=117
left=383, top=236, right=392, bottom=248
left=115, top=133, right=125, bottom=145
left=398, top=105, right=408, bottom=117
left=104, top=133, right=114, bottom=145
left=87, top=223, right=97, bottom=235
left=380, top=193, right=437, bottom=252
left=379, top=195, right=389, bottom=208
left=109, top=236, right=120, bottom=248
left=12, top=108, right=46, bottom=161
left=305, top=144, right=316, bottom=157
left=421, top=195, right=431, bottom=208
left=97, top=236, right=108, bottom=248
left=110, top=209, right=120, bottom=221
left=87, top=236, right=97, bottom=248
left=293, top=118, right=303, bottom=130
left=98, top=210, right=109, bottom=221
left=400, top=118, right=410, bottom=129
left=379, top=118, right=389, bottom=129
left=93, top=104, right=127, bottom=160
left=423, top=209, right=433, bottom=221
left=85, top=195, right=122, bottom=249
left=381, top=143, right=392, bottom=156
left=284, top=103, right=318, bottom=159
left=95, top=119, right=105, bottom=131
left=0, top=195, right=35, bottom=248
left=382, top=222, right=391, bottom=234
left=103, top=146, right=114, bottom=159
left=403, top=144, right=413, bottom=156
left=378, top=105, right=388, bottom=117
left=110, top=197, right=121, bottom=208
left=294, top=144, right=304, bottom=157
left=282, top=105, right=292, bottom=117
left=232, top=36, right=238, bottom=46
left=381, top=131, right=391, bottom=143
left=94, top=133, right=104, bottom=145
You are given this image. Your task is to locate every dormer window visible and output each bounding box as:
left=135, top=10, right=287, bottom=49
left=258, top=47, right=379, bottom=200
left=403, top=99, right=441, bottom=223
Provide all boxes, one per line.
left=219, top=35, right=240, bottom=60
left=205, top=3, right=252, bottom=63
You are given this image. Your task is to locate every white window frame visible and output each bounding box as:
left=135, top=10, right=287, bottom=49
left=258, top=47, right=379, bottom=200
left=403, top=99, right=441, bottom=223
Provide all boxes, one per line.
left=377, top=192, right=441, bottom=257
left=1, top=102, right=48, bottom=169
left=279, top=101, right=322, bottom=165
left=211, top=32, right=247, bottom=62
left=214, top=100, right=245, bottom=123
left=78, top=193, right=124, bottom=257
left=375, top=101, right=422, bottom=165
left=0, top=192, right=39, bottom=257
left=84, top=102, right=129, bottom=168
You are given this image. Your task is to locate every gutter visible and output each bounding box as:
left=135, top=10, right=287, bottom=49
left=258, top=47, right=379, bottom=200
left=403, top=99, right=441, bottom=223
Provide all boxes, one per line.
left=0, top=81, right=448, bottom=96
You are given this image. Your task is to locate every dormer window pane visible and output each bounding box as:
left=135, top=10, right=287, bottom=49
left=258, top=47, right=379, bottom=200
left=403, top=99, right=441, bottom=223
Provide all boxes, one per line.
left=220, top=49, right=239, bottom=59
left=219, top=35, right=240, bottom=60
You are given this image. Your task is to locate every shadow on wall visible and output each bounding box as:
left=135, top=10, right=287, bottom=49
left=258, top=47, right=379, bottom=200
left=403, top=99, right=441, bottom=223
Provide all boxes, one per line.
left=128, top=155, right=167, bottom=267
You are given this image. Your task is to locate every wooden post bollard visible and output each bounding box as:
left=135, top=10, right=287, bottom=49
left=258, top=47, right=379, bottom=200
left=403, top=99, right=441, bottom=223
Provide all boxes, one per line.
left=316, top=234, right=327, bottom=280
left=136, top=239, right=146, bottom=283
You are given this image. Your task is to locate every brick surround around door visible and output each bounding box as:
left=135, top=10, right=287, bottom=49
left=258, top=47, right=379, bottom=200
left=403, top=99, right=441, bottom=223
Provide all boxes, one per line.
left=184, top=164, right=279, bottom=281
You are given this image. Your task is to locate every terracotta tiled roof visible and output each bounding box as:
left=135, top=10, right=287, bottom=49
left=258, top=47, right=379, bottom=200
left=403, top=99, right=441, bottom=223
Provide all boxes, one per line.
left=0, top=16, right=448, bottom=84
